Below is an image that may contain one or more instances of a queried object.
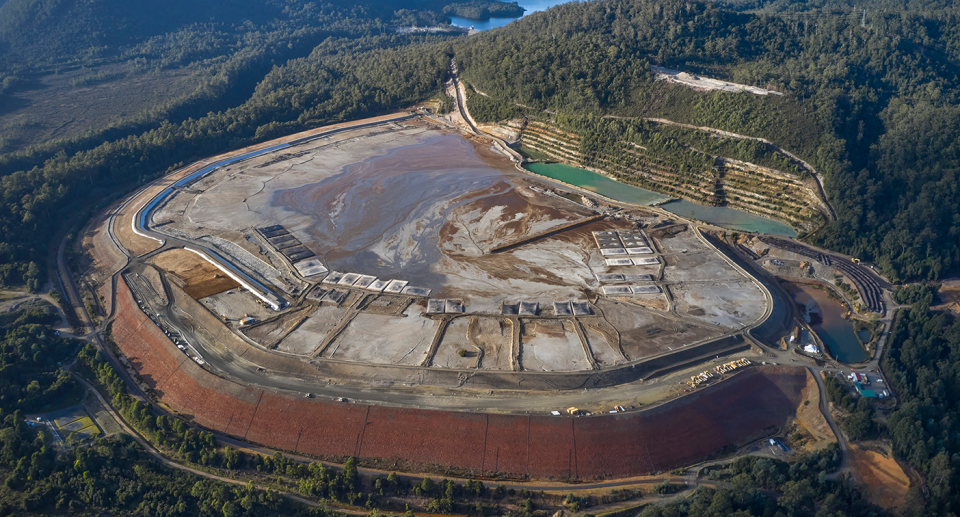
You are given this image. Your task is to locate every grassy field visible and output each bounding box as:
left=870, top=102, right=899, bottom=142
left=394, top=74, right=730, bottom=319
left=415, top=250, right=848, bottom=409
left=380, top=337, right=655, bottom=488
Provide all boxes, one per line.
left=54, top=410, right=103, bottom=443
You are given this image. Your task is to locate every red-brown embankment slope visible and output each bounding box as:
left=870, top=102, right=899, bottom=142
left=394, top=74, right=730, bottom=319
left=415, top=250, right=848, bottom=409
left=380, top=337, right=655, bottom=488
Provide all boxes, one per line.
left=111, top=278, right=804, bottom=479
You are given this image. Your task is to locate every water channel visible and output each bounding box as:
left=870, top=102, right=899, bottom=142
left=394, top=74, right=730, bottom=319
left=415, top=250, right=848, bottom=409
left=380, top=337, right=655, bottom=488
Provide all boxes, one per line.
left=448, top=0, right=567, bottom=31
left=785, top=282, right=869, bottom=364
left=523, top=162, right=799, bottom=236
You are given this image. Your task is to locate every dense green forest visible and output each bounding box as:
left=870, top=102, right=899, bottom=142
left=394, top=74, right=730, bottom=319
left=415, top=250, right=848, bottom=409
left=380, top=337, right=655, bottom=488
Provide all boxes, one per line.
left=640, top=447, right=886, bottom=517
left=881, top=286, right=960, bottom=516
left=0, top=0, right=461, bottom=289
left=1, top=0, right=957, bottom=287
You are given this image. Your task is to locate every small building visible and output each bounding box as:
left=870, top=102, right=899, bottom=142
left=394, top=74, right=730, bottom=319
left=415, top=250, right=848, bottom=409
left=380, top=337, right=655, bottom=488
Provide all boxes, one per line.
left=854, top=381, right=877, bottom=398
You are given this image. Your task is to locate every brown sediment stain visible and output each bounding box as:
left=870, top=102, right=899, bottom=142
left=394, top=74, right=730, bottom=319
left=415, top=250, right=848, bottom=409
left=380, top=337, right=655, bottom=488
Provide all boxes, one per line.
left=625, top=296, right=669, bottom=311
left=434, top=218, right=626, bottom=290
left=271, top=131, right=627, bottom=302
left=469, top=317, right=512, bottom=370
left=521, top=320, right=565, bottom=339
left=437, top=181, right=589, bottom=252
left=599, top=299, right=721, bottom=360
left=242, top=306, right=314, bottom=349
left=583, top=319, right=621, bottom=353
left=149, top=249, right=240, bottom=299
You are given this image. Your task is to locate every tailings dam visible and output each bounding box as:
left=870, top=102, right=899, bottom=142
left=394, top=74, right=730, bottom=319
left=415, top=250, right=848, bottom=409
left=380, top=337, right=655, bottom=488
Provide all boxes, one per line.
left=83, top=113, right=801, bottom=479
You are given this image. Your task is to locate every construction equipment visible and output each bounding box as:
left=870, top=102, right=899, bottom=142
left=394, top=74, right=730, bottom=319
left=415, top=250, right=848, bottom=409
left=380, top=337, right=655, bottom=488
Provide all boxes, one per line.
left=713, top=358, right=752, bottom=375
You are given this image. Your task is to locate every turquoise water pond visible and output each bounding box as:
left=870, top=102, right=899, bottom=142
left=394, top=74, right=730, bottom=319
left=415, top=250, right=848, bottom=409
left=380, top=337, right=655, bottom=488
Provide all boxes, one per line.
left=523, top=162, right=798, bottom=237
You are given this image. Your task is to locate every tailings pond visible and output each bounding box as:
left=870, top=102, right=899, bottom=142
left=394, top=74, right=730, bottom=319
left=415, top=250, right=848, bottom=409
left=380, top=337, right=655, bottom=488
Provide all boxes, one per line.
left=785, top=282, right=868, bottom=363
left=523, top=163, right=798, bottom=237
left=267, top=131, right=607, bottom=312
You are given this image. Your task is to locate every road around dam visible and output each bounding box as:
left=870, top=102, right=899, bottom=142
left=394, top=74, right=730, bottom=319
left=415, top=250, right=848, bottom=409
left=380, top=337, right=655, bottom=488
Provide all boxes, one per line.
left=50, top=104, right=901, bottom=508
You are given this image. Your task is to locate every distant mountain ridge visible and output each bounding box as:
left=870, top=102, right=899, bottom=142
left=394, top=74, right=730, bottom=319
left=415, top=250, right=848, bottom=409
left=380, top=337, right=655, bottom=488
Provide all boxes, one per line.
left=0, top=0, right=282, bottom=57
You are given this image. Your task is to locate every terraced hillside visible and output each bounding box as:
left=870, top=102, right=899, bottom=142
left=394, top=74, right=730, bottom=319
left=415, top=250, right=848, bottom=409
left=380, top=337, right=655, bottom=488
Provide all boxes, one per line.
left=520, top=119, right=830, bottom=233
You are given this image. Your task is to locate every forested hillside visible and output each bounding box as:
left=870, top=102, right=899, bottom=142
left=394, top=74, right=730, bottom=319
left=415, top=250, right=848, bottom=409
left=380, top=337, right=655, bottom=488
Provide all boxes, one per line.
left=1, top=0, right=960, bottom=512
left=881, top=285, right=960, bottom=516
left=0, top=0, right=468, bottom=61
left=443, top=1, right=524, bottom=20
left=0, top=0, right=469, bottom=156
left=453, top=0, right=960, bottom=281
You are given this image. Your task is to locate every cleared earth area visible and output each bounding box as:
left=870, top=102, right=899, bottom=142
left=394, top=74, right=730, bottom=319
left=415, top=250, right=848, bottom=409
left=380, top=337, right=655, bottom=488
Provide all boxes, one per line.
left=84, top=113, right=811, bottom=481
left=149, top=248, right=239, bottom=299
left=137, top=119, right=766, bottom=381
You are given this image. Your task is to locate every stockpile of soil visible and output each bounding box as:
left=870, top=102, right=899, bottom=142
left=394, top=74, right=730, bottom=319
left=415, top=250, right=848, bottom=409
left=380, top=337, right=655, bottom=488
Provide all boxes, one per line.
left=150, top=249, right=239, bottom=299
left=796, top=371, right=836, bottom=445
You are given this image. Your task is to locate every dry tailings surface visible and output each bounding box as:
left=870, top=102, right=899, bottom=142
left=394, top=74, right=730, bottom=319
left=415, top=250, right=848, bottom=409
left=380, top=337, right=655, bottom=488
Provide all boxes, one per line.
left=131, top=121, right=771, bottom=391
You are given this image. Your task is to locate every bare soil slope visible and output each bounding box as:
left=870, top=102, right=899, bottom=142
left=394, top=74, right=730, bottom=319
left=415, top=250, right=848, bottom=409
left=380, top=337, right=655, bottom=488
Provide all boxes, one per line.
left=111, top=278, right=807, bottom=480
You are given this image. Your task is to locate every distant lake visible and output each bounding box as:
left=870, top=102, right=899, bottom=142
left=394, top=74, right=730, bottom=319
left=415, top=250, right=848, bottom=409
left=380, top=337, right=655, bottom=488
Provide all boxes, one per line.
left=448, top=0, right=568, bottom=31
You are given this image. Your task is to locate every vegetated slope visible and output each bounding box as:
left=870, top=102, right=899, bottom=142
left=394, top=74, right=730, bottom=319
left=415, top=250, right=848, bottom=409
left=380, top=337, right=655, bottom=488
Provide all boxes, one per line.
left=453, top=0, right=960, bottom=281
left=0, top=0, right=464, bottom=62
left=0, top=0, right=276, bottom=57
left=643, top=446, right=881, bottom=517
left=722, top=0, right=960, bottom=17
left=0, top=0, right=461, bottom=290
left=515, top=115, right=830, bottom=232
left=0, top=0, right=461, bottom=157
left=0, top=325, right=312, bottom=515
left=882, top=285, right=960, bottom=516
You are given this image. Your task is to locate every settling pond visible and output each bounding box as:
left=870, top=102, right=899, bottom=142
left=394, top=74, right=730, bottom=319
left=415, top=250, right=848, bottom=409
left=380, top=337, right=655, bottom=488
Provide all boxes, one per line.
left=785, top=282, right=869, bottom=363
left=523, top=163, right=799, bottom=237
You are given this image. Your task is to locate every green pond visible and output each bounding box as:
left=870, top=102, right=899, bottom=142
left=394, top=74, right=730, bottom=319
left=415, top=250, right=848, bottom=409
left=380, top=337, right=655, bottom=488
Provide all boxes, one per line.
left=523, top=162, right=799, bottom=237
